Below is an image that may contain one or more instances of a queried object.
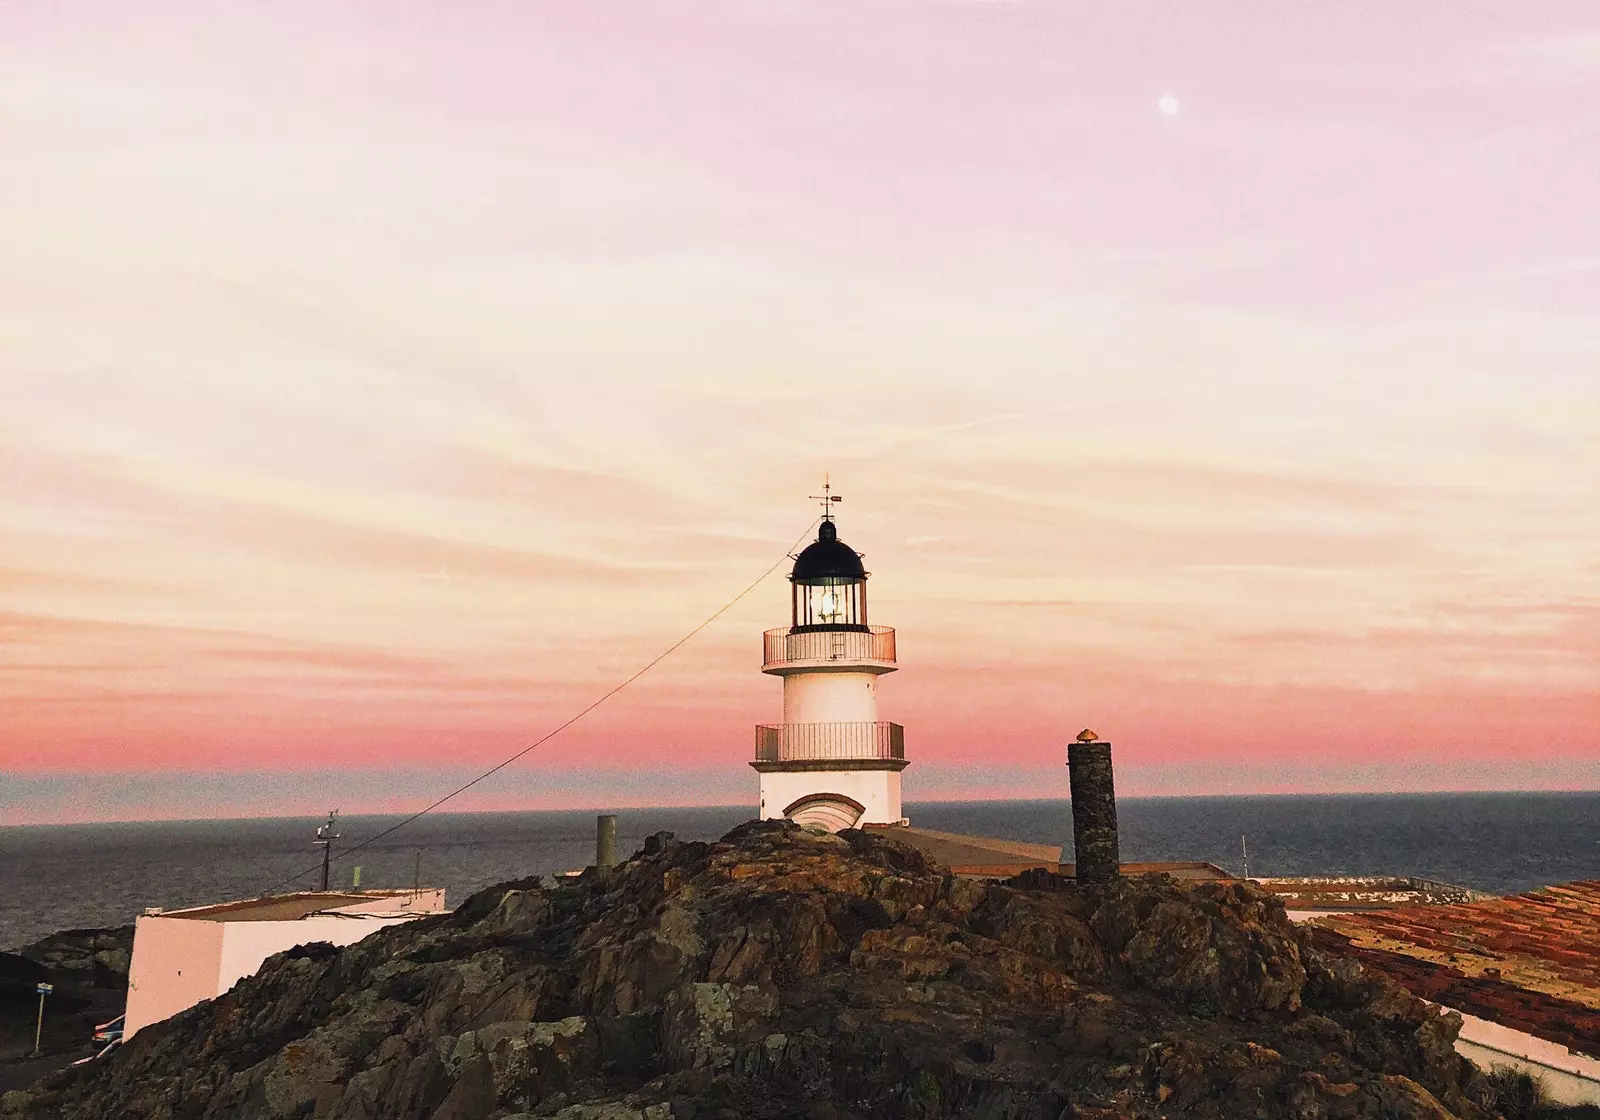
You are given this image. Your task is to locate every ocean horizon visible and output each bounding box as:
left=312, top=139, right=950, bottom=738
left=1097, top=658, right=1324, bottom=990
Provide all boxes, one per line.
left=4, top=790, right=1598, bottom=951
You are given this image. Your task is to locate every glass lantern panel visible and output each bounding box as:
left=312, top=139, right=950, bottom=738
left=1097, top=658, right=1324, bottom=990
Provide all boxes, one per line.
left=795, top=578, right=865, bottom=628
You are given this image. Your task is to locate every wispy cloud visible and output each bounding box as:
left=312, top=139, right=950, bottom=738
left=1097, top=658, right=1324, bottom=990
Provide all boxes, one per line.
left=2, top=1, right=1597, bottom=818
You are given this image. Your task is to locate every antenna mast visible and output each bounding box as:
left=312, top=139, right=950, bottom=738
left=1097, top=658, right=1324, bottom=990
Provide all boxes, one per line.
left=313, top=810, right=341, bottom=892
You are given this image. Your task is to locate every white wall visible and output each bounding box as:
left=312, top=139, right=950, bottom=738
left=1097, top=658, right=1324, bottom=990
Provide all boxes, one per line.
left=759, top=766, right=903, bottom=827
left=125, top=915, right=226, bottom=1037
left=782, top=671, right=878, bottom=724
left=214, top=913, right=420, bottom=1000
left=1452, top=1009, right=1600, bottom=1107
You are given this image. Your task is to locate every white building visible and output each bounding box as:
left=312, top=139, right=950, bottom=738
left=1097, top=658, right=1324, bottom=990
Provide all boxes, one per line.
left=124, top=888, right=445, bottom=1037
left=754, top=499, right=907, bottom=831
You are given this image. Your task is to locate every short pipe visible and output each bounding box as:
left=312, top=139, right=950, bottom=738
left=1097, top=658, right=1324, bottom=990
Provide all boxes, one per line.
left=596, top=814, right=618, bottom=869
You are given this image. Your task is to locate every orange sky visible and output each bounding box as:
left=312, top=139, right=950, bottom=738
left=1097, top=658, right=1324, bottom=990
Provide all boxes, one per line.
left=2, top=3, right=1597, bottom=823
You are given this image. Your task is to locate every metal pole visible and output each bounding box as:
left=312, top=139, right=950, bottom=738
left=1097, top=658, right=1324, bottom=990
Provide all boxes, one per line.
left=596, top=814, right=617, bottom=869
left=314, top=810, right=340, bottom=892
left=32, top=983, right=51, bottom=1056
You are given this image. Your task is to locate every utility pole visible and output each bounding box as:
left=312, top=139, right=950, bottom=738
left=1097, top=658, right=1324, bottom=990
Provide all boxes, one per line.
left=1241, top=835, right=1250, bottom=881
left=32, top=982, right=52, bottom=1056
left=313, top=810, right=340, bottom=892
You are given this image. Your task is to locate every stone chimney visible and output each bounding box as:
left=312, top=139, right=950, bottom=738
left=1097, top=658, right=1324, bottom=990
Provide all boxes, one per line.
left=1067, top=730, right=1120, bottom=883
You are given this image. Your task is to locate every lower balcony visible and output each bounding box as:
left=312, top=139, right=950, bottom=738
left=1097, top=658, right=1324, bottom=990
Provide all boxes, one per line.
left=754, top=721, right=905, bottom=764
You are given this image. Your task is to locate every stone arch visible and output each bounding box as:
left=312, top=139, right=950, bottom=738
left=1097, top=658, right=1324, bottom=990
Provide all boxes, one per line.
left=783, top=792, right=866, bottom=833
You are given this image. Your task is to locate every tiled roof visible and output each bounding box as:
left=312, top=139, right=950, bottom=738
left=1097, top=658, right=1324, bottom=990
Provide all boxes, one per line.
left=1310, top=880, right=1600, bottom=1058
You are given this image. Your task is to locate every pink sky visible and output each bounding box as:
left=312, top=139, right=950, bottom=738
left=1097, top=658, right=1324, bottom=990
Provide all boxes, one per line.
left=3, top=3, right=1597, bottom=824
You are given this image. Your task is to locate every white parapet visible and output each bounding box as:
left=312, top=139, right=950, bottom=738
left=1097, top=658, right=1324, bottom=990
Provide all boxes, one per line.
left=1450, top=1008, right=1600, bottom=1107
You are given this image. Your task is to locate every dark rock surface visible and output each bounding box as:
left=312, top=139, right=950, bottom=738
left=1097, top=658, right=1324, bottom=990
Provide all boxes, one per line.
left=14, top=926, right=134, bottom=987
left=0, top=823, right=1550, bottom=1118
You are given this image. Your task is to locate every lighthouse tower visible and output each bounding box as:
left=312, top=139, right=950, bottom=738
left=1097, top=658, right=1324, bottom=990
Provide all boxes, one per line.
left=753, top=486, right=906, bottom=831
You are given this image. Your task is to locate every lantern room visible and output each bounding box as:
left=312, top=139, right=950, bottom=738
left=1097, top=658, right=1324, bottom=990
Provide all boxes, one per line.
left=790, top=520, right=868, bottom=632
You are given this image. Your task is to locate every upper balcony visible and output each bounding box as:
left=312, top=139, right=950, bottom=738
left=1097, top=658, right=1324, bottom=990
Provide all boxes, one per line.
left=762, top=625, right=897, bottom=675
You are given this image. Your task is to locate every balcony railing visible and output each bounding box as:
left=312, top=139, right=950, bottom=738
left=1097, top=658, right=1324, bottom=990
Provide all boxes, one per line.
left=762, top=625, right=896, bottom=669
left=754, top=721, right=904, bottom=763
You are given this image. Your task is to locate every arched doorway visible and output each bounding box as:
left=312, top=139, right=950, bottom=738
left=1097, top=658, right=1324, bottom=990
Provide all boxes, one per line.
left=783, top=792, right=866, bottom=833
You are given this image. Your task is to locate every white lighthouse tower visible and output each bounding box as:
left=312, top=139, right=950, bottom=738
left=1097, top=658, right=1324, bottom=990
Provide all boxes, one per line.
left=753, top=485, right=906, bottom=832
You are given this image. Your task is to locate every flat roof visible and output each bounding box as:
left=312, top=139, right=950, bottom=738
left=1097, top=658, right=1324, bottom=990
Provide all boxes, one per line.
left=866, top=825, right=1062, bottom=869
left=941, top=861, right=1233, bottom=881
left=1310, top=880, right=1600, bottom=1059
left=157, top=890, right=434, bottom=923
left=864, top=826, right=1231, bottom=881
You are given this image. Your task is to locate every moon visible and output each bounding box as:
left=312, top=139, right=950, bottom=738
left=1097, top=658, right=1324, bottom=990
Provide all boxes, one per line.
left=1158, top=94, right=1180, bottom=116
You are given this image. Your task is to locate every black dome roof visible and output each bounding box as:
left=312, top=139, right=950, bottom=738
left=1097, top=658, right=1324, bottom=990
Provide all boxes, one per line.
left=791, top=520, right=865, bottom=582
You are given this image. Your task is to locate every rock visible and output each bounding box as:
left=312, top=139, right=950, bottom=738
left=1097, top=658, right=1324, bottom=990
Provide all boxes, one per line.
left=661, top=983, right=778, bottom=1070
left=15, top=927, right=133, bottom=987
left=548, top=1103, right=672, bottom=1120
left=4, top=821, right=1511, bottom=1119
left=1089, top=875, right=1304, bottom=1019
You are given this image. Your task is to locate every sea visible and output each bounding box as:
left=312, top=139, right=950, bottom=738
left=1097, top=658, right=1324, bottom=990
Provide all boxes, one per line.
left=3, top=792, right=1598, bottom=952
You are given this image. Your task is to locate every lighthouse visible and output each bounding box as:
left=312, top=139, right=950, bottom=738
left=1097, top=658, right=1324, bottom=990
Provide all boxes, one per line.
left=753, top=485, right=906, bottom=831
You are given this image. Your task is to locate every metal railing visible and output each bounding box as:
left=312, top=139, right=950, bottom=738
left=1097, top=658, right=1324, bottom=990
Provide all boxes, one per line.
left=754, top=721, right=904, bottom=762
left=762, top=625, right=896, bottom=668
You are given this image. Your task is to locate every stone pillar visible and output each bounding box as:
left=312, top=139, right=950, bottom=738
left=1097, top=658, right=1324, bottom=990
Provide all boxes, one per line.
left=1067, top=737, right=1120, bottom=883
left=596, top=814, right=617, bottom=869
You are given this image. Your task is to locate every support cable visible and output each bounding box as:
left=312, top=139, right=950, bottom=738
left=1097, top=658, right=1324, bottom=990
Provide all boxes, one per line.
left=258, top=516, right=820, bottom=897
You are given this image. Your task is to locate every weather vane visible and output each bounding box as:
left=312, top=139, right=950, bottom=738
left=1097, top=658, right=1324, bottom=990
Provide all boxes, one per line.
left=809, top=474, right=843, bottom=522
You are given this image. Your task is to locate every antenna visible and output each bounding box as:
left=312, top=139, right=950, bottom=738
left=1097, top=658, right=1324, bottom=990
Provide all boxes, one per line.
left=1241, top=834, right=1250, bottom=881
left=313, top=810, right=341, bottom=892
left=808, top=474, right=843, bottom=522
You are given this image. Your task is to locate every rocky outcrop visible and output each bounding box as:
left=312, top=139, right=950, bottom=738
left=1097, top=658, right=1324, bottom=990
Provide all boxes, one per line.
left=0, top=823, right=1535, bottom=1119
left=14, top=926, right=132, bottom=988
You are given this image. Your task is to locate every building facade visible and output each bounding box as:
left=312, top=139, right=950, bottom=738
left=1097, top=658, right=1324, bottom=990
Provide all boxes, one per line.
left=124, top=888, right=445, bottom=1037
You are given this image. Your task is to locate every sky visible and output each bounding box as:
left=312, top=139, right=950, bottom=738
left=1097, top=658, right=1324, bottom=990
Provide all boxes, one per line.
left=3, top=3, right=1597, bottom=825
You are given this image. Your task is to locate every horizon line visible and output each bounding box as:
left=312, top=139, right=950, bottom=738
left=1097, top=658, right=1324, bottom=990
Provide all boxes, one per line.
left=7, top=786, right=1598, bottom=831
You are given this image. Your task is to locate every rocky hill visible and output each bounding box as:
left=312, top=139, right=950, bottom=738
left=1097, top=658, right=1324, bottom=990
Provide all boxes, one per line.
left=0, top=822, right=1561, bottom=1119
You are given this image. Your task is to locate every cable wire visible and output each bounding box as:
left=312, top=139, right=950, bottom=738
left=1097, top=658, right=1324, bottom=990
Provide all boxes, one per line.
left=257, top=516, right=821, bottom=896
